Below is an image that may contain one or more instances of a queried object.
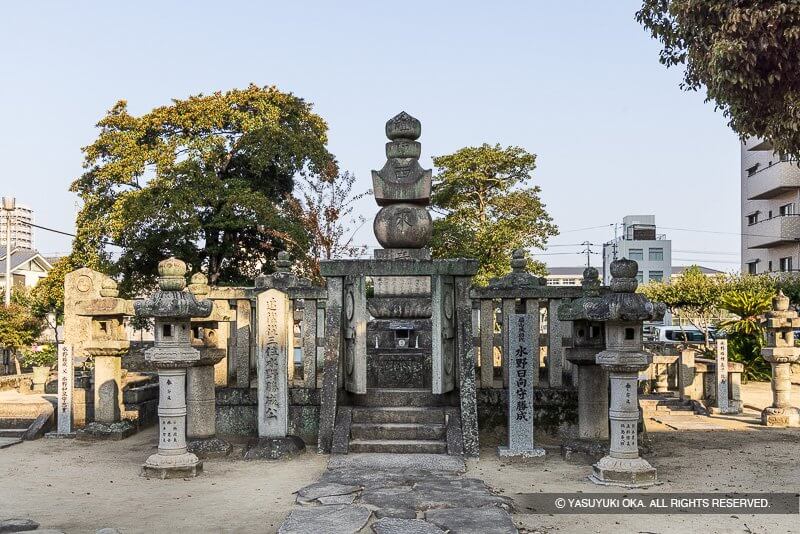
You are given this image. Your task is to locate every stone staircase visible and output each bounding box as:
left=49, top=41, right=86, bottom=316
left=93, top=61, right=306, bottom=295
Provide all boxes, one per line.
left=347, top=388, right=452, bottom=454
left=640, top=392, right=696, bottom=418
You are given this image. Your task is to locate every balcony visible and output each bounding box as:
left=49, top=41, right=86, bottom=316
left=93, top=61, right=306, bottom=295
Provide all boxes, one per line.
left=747, top=214, right=800, bottom=249
left=746, top=160, right=800, bottom=200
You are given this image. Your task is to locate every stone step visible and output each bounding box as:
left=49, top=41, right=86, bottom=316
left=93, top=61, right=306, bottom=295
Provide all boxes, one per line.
left=350, top=422, right=446, bottom=441
left=351, top=407, right=445, bottom=424
left=0, top=428, right=26, bottom=438
left=348, top=439, right=448, bottom=454
left=352, top=388, right=449, bottom=407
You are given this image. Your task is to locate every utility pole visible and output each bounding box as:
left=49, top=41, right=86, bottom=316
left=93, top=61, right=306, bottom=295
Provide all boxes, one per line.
left=581, top=241, right=592, bottom=268
left=3, top=197, right=14, bottom=307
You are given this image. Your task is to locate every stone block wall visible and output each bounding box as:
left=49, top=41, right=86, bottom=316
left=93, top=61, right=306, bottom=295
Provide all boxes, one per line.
left=477, top=387, right=578, bottom=437
left=215, top=387, right=321, bottom=445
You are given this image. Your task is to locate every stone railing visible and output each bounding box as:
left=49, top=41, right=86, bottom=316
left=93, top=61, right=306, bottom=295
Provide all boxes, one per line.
left=470, top=284, right=583, bottom=389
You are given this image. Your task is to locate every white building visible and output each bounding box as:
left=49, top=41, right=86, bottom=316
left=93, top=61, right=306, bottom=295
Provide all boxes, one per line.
left=0, top=249, right=52, bottom=295
left=0, top=203, right=34, bottom=250
left=545, top=267, right=603, bottom=286
left=741, top=137, right=800, bottom=274
left=602, top=215, right=672, bottom=285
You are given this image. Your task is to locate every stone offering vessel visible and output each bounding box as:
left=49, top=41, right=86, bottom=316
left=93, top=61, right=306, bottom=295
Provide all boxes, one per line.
left=761, top=290, right=800, bottom=427
left=372, top=111, right=433, bottom=249
left=135, top=257, right=213, bottom=478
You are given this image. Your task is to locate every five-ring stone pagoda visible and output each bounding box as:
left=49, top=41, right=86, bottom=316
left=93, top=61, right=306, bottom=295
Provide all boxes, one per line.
left=318, top=112, right=479, bottom=456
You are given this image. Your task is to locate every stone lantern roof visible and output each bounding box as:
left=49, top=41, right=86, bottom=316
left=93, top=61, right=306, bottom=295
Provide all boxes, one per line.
left=560, top=259, right=664, bottom=323
left=134, top=258, right=213, bottom=319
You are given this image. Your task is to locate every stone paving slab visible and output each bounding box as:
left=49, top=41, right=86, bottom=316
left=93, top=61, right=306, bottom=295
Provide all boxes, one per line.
left=279, top=505, right=372, bottom=534
left=280, top=454, right=517, bottom=533
left=650, top=416, right=729, bottom=431
left=0, top=438, right=22, bottom=450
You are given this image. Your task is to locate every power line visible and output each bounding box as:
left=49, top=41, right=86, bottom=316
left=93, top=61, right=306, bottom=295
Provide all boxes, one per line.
left=22, top=221, right=123, bottom=248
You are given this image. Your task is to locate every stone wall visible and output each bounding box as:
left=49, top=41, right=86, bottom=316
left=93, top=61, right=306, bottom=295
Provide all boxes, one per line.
left=215, top=388, right=320, bottom=445
left=477, top=387, right=578, bottom=437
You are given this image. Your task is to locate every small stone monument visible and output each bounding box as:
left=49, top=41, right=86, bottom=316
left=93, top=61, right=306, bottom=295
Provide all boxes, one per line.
left=589, top=259, right=665, bottom=487
left=558, top=267, right=609, bottom=443
left=186, top=272, right=233, bottom=457
left=761, top=291, right=800, bottom=427
left=75, top=277, right=135, bottom=440
left=135, top=257, right=213, bottom=478
left=497, top=312, right=545, bottom=457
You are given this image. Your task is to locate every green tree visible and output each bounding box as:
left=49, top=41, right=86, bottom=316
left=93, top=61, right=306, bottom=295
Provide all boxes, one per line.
left=639, top=265, right=725, bottom=347
left=25, top=256, right=77, bottom=344
left=71, top=84, right=337, bottom=293
left=636, top=1, right=800, bottom=157
left=718, top=281, right=774, bottom=381
left=0, top=302, right=43, bottom=374
left=430, top=144, right=558, bottom=285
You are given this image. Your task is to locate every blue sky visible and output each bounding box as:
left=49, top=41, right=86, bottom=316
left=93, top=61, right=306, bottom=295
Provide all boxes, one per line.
left=0, top=1, right=741, bottom=271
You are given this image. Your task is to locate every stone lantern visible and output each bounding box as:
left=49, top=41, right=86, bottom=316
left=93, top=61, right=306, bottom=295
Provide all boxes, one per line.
left=761, top=291, right=800, bottom=427
left=186, top=272, right=233, bottom=457
left=590, top=259, right=665, bottom=487
left=558, top=267, right=609, bottom=443
left=135, top=257, right=213, bottom=478
left=75, top=277, right=134, bottom=439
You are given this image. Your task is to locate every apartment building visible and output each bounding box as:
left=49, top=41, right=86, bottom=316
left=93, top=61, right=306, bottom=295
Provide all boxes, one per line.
left=602, top=215, right=672, bottom=285
left=741, top=137, right=800, bottom=274
left=0, top=203, right=34, bottom=250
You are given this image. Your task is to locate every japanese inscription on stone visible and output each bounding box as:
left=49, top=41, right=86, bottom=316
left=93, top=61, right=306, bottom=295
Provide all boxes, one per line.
left=56, top=344, right=73, bottom=434
left=257, top=289, right=290, bottom=438
left=507, top=314, right=535, bottom=450
left=715, top=338, right=730, bottom=413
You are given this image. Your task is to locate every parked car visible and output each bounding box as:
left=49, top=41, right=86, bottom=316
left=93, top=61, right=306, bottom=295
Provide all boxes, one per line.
left=651, top=326, right=718, bottom=344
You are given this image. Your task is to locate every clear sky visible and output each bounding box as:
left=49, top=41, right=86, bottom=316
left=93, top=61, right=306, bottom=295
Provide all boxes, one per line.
left=1, top=0, right=741, bottom=272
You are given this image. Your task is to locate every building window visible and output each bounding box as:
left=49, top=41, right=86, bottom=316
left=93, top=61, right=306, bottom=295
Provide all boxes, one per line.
left=747, top=213, right=759, bottom=226
left=780, top=257, right=793, bottom=272
left=649, top=271, right=664, bottom=282
left=649, top=248, right=664, bottom=261
left=768, top=260, right=773, bottom=272
left=636, top=271, right=643, bottom=283
left=780, top=203, right=795, bottom=216
left=629, top=248, right=643, bottom=261
left=747, top=262, right=758, bottom=274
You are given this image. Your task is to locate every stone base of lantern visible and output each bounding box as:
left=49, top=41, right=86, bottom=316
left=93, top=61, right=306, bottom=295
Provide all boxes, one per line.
left=76, top=420, right=137, bottom=441
left=497, top=445, right=546, bottom=458
left=187, top=436, right=233, bottom=458
left=761, top=406, right=800, bottom=427
left=141, top=452, right=203, bottom=479
left=589, top=455, right=659, bottom=488
left=243, top=435, right=305, bottom=460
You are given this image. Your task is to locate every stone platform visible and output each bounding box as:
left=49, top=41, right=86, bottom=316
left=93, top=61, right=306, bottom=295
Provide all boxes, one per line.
left=279, top=453, right=517, bottom=533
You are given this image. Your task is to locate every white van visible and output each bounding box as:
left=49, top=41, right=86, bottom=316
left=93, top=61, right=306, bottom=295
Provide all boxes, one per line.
left=651, top=327, right=714, bottom=344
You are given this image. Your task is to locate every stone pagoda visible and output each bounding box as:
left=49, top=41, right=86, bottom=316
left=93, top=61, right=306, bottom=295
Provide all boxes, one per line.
left=135, top=257, right=213, bottom=478
left=367, top=111, right=435, bottom=389
left=761, top=290, right=800, bottom=427
left=588, top=259, right=665, bottom=487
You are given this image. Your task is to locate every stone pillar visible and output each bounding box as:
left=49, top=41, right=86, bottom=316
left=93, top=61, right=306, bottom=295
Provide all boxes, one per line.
left=243, top=286, right=304, bottom=459
left=498, top=313, right=545, bottom=457
left=559, top=267, right=609, bottom=442
left=184, top=273, right=232, bottom=457
left=589, top=259, right=664, bottom=488
left=761, top=291, right=800, bottom=427
left=678, top=349, right=698, bottom=401
left=136, top=257, right=213, bottom=479
left=93, top=355, right=122, bottom=423
left=655, top=363, right=669, bottom=394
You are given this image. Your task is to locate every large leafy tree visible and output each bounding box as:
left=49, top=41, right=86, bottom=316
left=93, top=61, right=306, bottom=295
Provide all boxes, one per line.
left=0, top=301, right=43, bottom=374
left=636, top=1, right=800, bottom=156
left=71, top=84, right=336, bottom=293
left=430, top=144, right=558, bottom=285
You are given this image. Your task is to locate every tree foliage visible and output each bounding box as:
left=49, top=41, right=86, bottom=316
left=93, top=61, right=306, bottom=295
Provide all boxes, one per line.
left=71, top=84, right=336, bottom=294
left=25, top=256, right=77, bottom=343
left=717, top=281, right=774, bottom=381
left=636, top=1, right=800, bottom=157
left=0, top=302, right=42, bottom=352
left=430, top=144, right=558, bottom=285
left=286, top=171, right=369, bottom=282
